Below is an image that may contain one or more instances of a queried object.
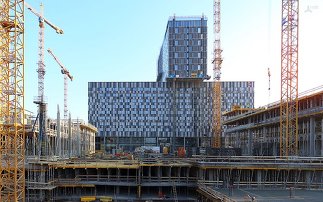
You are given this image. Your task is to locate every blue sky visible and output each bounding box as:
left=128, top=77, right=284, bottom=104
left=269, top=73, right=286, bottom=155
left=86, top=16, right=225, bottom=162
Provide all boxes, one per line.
left=24, top=0, right=323, bottom=122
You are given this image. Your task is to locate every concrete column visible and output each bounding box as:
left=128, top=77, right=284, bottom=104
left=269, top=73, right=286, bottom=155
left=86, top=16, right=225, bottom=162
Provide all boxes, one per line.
left=97, top=169, right=101, bottom=181
left=197, top=136, right=200, bottom=148
left=68, top=113, right=72, bottom=157
left=56, top=105, right=61, bottom=157
left=178, top=167, right=181, bottom=179
left=247, top=117, right=253, bottom=156
left=273, top=127, right=277, bottom=156
left=310, top=117, right=315, bottom=157
left=248, top=129, right=253, bottom=155
left=257, top=170, right=262, bottom=188
left=158, top=166, right=161, bottom=180
left=198, top=168, right=203, bottom=181
left=209, top=169, right=214, bottom=181
left=260, top=127, right=266, bottom=155
left=77, top=119, right=81, bottom=157
left=306, top=171, right=312, bottom=189
left=116, top=186, right=120, bottom=195
left=237, top=132, right=241, bottom=148
left=321, top=119, right=323, bottom=156
left=186, top=167, right=189, bottom=182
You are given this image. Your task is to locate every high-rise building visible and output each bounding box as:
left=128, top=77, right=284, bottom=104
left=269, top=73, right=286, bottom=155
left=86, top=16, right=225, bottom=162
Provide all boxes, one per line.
left=157, top=16, right=209, bottom=82
left=88, top=81, right=254, bottom=153
left=88, top=16, right=255, bottom=154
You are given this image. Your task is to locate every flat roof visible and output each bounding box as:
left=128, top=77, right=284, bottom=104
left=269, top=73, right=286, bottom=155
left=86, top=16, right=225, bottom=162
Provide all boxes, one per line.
left=168, top=15, right=207, bottom=21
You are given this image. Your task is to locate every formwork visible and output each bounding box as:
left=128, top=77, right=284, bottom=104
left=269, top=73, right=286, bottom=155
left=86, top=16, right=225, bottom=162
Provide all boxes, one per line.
left=52, top=158, right=197, bottom=201
left=26, top=158, right=56, bottom=201
left=23, top=156, right=323, bottom=201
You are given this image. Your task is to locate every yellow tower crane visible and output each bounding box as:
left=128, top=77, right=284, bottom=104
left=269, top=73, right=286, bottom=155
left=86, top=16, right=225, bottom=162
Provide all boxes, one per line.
left=0, top=0, right=25, bottom=201
left=280, top=0, right=299, bottom=156
left=212, top=0, right=223, bottom=148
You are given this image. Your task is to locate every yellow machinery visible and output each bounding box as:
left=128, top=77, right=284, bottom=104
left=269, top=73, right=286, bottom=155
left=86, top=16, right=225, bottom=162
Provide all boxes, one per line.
left=100, top=196, right=113, bottom=202
left=80, top=196, right=112, bottom=202
left=81, top=196, right=96, bottom=202
left=280, top=0, right=299, bottom=156
left=0, top=0, right=25, bottom=201
left=212, top=0, right=223, bottom=148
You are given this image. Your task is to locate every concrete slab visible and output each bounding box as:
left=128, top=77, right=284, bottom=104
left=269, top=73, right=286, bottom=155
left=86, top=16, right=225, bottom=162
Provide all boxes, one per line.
left=216, top=188, right=323, bottom=202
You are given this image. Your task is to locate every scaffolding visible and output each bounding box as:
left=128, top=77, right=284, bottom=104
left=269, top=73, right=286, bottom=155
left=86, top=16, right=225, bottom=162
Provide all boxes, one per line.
left=224, top=86, right=323, bottom=156
left=0, top=0, right=25, bottom=200
left=19, top=156, right=323, bottom=201
left=26, top=159, right=56, bottom=202
left=25, top=115, right=97, bottom=200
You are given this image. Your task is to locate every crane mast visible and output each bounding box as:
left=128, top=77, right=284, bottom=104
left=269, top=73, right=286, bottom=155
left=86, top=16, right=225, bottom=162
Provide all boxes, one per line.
left=36, top=3, right=47, bottom=156
left=38, top=3, right=45, bottom=103
left=268, top=67, right=271, bottom=104
left=280, top=0, right=299, bottom=156
left=47, top=48, right=73, bottom=119
left=25, top=2, right=63, bottom=156
left=212, top=0, right=223, bottom=148
left=0, top=0, right=25, bottom=201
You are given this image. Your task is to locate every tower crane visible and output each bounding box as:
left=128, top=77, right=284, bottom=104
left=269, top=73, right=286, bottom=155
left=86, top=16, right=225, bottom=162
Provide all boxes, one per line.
left=212, top=0, right=223, bottom=148
left=25, top=2, right=63, bottom=156
left=280, top=0, right=299, bottom=157
left=0, top=0, right=25, bottom=201
left=268, top=67, right=271, bottom=103
left=47, top=48, right=73, bottom=119
left=24, top=2, right=63, bottom=34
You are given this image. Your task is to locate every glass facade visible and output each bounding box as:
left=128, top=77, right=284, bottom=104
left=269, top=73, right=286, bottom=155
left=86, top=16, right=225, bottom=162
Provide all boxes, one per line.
left=88, top=81, right=254, bottom=139
left=157, top=16, right=208, bottom=81
left=87, top=16, right=255, bottom=153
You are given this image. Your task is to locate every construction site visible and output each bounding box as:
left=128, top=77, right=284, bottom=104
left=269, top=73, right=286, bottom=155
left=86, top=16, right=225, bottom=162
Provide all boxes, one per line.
left=1, top=0, right=323, bottom=201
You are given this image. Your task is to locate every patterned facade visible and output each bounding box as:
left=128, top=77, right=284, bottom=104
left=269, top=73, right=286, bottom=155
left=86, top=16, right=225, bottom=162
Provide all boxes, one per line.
left=88, top=81, right=254, bottom=152
left=157, top=16, right=209, bottom=82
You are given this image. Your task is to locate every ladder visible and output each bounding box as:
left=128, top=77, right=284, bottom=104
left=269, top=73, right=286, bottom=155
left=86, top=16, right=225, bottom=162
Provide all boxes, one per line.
left=172, top=181, right=178, bottom=202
